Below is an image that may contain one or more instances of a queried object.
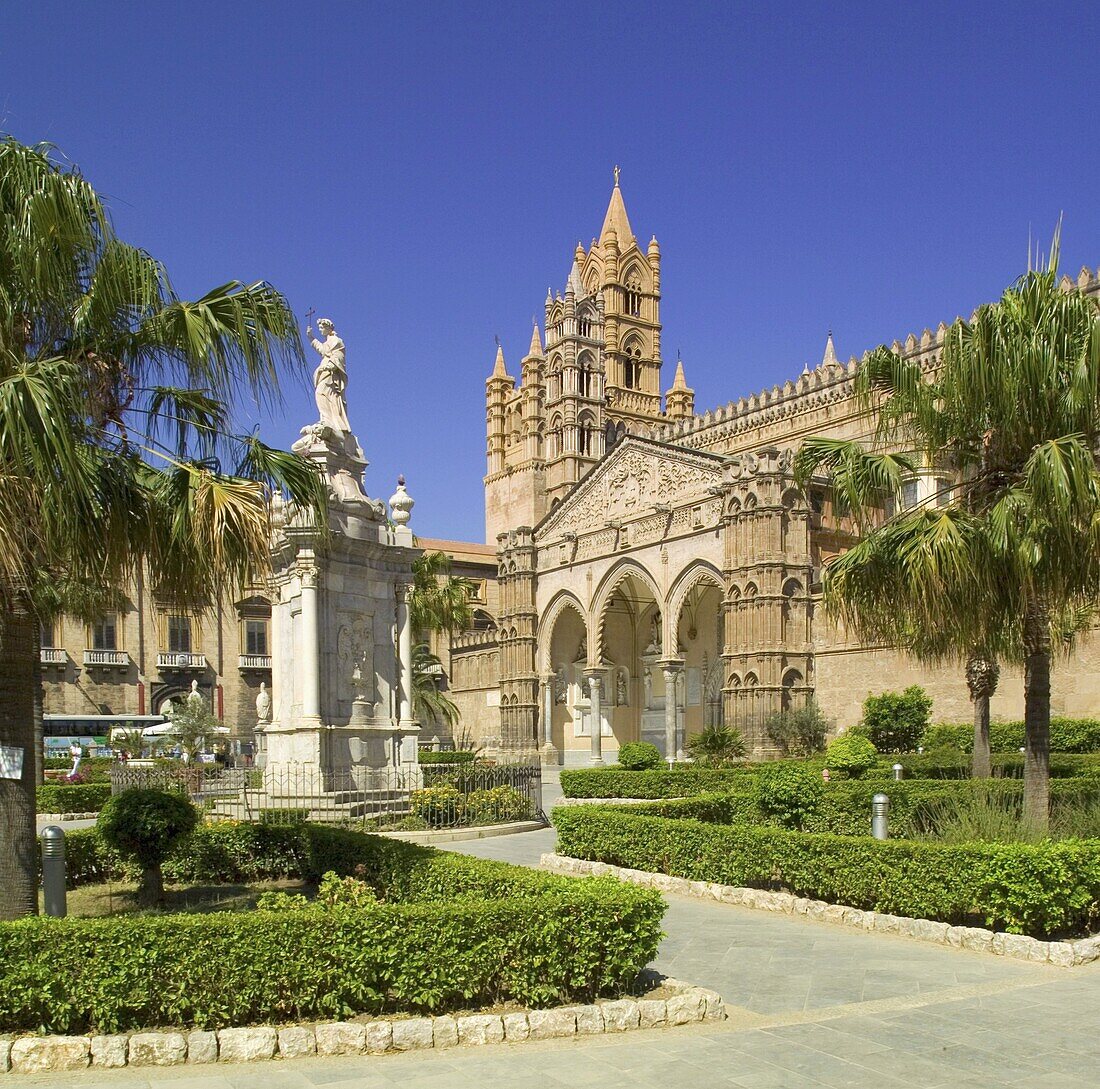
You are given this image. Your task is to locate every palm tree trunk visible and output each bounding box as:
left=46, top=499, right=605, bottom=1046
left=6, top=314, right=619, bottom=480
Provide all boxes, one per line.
left=1022, top=600, right=1051, bottom=828
left=965, top=653, right=998, bottom=779
left=0, top=592, right=41, bottom=918
left=32, top=626, right=44, bottom=787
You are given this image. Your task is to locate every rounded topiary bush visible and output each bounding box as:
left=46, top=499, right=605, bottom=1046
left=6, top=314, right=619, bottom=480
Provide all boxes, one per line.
left=97, top=788, right=198, bottom=905
left=825, top=733, right=879, bottom=779
left=755, top=763, right=825, bottom=829
left=617, top=741, right=664, bottom=770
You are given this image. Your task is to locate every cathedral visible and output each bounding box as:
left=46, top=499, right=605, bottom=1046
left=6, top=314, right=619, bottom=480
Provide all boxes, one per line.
left=454, top=175, right=1100, bottom=765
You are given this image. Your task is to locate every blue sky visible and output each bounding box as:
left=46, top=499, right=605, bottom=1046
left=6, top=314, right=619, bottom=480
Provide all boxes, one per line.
left=5, top=3, right=1099, bottom=542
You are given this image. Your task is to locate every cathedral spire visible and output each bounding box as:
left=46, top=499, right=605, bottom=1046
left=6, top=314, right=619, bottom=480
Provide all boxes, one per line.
left=489, top=342, right=510, bottom=380
left=671, top=358, right=688, bottom=390
left=599, top=168, right=635, bottom=246
left=527, top=321, right=543, bottom=358
left=821, top=331, right=839, bottom=368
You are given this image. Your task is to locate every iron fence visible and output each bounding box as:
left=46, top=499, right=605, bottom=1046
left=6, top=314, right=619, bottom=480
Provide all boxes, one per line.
left=110, top=760, right=545, bottom=831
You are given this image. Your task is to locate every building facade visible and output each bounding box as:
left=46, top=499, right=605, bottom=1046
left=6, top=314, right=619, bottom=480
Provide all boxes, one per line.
left=473, top=176, right=1100, bottom=764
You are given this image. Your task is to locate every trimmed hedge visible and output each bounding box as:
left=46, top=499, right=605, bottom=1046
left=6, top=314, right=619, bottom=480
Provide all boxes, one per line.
left=553, top=805, right=1100, bottom=938
left=35, top=783, right=112, bottom=813
left=2, top=827, right=664, bottom=1034
left=922, top=718, right=1100, bottom=755
left=878, top=752, right=1100, bottom=781
left=561, top=765, right=760, bottom=799
left=629, top=778, right=1100, bottom=840
left=418, top=750, right=479, bottom=765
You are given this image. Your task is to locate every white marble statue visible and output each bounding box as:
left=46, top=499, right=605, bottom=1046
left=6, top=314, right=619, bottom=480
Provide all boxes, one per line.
left=255, top=681, right=272, bottom=725
left=187, top=679, right=203, bottom=707
left=307, top=318, right=353, bottom=434
left=616, top=668, right=629, bottom=706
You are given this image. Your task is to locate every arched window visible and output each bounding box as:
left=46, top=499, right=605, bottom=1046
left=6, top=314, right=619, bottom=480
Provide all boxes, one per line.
left=622, top=339, right=643, bottom=389
left=578, top=351, right=596, bottom=398
left=578, top=308, right=593, bottom=339
left=578, top=412, right=596, bottom=457
left=624, top=271, right=643, bottom=317
left=547, top=355, right=563, bottom=401
left=548, top=415, right=563, bottom=459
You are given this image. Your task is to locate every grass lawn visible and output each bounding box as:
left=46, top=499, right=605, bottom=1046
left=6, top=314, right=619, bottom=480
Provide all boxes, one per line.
left=39, top=877, right=314, bottom=918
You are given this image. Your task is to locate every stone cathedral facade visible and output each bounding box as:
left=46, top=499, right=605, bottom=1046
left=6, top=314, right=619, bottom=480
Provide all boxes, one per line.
left=464, top=178, right=1100, bottom=765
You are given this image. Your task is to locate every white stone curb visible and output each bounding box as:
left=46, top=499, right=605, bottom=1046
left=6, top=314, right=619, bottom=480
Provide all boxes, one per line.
left=37, top=812, right=99, bottom=822
left=541, top=853, right=1100, bottom=969
left=0, top=979, right=725, bottom=1074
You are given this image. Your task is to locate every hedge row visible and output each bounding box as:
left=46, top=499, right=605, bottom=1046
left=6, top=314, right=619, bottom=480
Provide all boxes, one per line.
left=553, top=805, right=1100, bottom=938
left=2, top=827, right=664, bottom=1034
left=630, top=778, right=1100, bottom=839
left=418, top=750, right=479, bottom=765
left=921, top=718, right=1100, bottom=755
left=35, top=783, right=112, bottom=813
left=560, top=753, right=1100, bottom=799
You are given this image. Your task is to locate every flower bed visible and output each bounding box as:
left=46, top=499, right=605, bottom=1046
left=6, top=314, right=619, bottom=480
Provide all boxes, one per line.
left=3, top=826, right=664, bottom=1034
left=552, top=804, right=1100, bottom=938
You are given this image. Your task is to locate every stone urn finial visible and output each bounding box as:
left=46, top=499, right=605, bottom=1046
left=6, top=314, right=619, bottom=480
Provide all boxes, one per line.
left=389, top=475, right=414, bottom=526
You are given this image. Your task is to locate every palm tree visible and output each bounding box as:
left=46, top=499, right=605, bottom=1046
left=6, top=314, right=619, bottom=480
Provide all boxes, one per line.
left=0, top=136, right=328, bottom=917
left=408, top=551, right=473, bottom=638
left=795, top=233, right=1100, bottom=824
left=412, top=642, right=460, bottom=730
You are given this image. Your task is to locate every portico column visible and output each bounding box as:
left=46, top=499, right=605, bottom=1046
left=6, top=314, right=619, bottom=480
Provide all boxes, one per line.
left=541, top=675, right=554, bottom=748
left=661, top=660, right=683, bottom=763
left=299, top=564, right=321, bottom=723
left=675, top=672, right=686, bottom=761
left=586, top=671, right=604, bottom=766
left=397, top=583, right=415, bottom=725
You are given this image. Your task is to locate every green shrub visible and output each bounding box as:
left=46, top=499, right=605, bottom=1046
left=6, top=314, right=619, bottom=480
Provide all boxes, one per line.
left=765, top=700, right=830, bottom=756
left=755, top=764, right=824, bottom=830
left=825, top=734, right=878, bottom=778
left=419, top=750, right=479, bottom=765
left=410, top=784, right=463, bottom=827
left=861, top=686, right=932, bottom=753
left=617, top=741, right=664, bottom=770
left=35, top=783, right=111, bottom=813
left=1, top=829, right=665, bottom=1034
left=463, top=785, right=532, bottom=825
left=44, top=756, right=115, bottom=782
left=256, top=807, right=310, bottom=826
left=921, top=718, right=1100, bottom=755
left=560, top=765, right=761, bottom=799
left=686, top=725, right=746, bottom=766
left=96, top=790, right=199, bottom=905
left=553, top=804, right=1100, bottom=938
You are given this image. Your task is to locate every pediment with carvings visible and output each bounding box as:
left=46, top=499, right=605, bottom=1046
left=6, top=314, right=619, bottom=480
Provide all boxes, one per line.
left=536, top=437, right=724, bottom=542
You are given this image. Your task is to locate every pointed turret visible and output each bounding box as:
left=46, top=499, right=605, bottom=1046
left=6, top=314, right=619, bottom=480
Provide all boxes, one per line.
left=665, top=354, right=695, bottom=421
left=489, top=342, right=510, bottom=382
left=821, top=331, right=839, bottom=369
left=599, top=167, right=635, bottom=246
left=566, top=259, right=583, bottom=297
left=527, top=321, right=543, bottom=358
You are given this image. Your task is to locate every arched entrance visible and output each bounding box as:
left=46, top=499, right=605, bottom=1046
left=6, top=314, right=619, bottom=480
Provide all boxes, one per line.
left=538, top=594, right=587, bottom=762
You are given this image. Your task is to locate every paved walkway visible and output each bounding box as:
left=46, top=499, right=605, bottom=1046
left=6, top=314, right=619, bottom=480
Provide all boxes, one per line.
left=18, top=771, right=1100, bottom=1088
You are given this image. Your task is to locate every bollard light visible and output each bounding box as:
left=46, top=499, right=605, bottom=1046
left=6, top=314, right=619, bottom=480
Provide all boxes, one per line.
left=40, top=825, right=67, bottom=918
left=871, top=793, right=890, bottom=841
left=892, top=763, right=904, bottom=781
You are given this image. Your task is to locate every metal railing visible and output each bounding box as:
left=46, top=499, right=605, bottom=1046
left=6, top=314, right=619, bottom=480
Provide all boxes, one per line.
left=156, top=652, right=208, bottom=670
left=110, top=760, right=545, bottom=831
left=83, top=649, right=129, bottom=667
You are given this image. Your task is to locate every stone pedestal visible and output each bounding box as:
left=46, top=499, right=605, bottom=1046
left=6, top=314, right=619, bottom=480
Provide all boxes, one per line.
left=263, top=420, right=421, bottom=799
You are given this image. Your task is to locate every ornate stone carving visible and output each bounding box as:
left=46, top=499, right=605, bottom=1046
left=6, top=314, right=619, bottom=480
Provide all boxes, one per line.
left=337, top=619, right=375, bottom=716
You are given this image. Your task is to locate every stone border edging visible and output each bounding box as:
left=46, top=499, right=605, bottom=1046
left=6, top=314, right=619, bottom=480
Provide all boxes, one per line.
left=37, top=812, right=99, bottom=822
left=0, top=979, right=725, bottom=1075
left=378, top=818, right=547, bottom=844
left=541, top=853, right=1100, bottom=968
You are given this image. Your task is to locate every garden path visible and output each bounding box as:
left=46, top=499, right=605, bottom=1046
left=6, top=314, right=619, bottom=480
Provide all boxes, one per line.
left=20, top=769, right=1100, bottom=1089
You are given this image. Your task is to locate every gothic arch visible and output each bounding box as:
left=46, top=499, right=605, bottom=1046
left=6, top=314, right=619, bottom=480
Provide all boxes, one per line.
left=536, top=590, right=586, bottom=674
left=666, top=560, right=725, bottom=630
left=592, top=560, right=662, bottom=656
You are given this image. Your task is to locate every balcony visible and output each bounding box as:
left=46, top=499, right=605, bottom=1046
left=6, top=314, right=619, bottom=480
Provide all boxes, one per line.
left=238, top=654, right=272, bottom=671
left=83, top=649, right=130, bottom=668
left=40, top=648, right=67, bottom=666
left=157, top=652, right=208, bottom=671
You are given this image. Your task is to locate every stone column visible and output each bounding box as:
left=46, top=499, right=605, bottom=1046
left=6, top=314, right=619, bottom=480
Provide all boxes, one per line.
left=299, top=565, right=321, bottom=724
left=397, top=583, right=414, bottom=726
left=586, top=671, right=604, bottom=766
left=540, top=675, right=556, bottom=762
left=661, top=660, right=683, bottom=763
left=675, top=672, right=687, bottom=761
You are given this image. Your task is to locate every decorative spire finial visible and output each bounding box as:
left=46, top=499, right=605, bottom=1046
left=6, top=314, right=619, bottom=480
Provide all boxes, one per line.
left=613, top=165, right=620, bottom=186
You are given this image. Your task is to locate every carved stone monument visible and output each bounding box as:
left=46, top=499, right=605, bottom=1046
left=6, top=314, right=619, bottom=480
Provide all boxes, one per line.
left=265, top=318, right=421, bottom=795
